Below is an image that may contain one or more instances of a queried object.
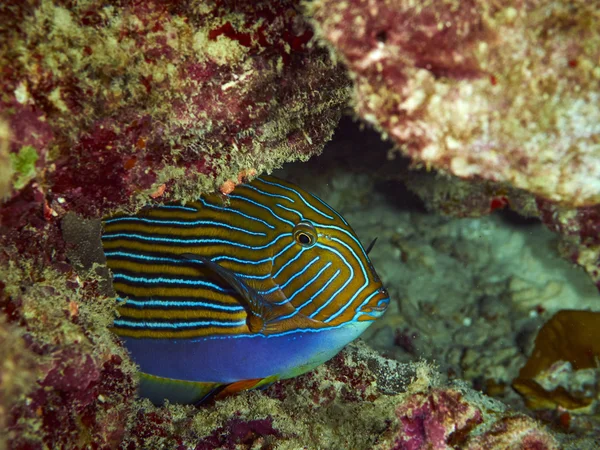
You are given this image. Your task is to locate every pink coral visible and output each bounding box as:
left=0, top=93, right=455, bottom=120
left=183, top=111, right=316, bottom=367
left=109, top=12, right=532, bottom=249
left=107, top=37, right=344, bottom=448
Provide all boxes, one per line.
left=392, top=389, right=483, bottom=450
left=311, top=0, right=600, bottom=207
left=466, top=416, right=560, bottom=450
left=388, top=387, right=559, bottom=450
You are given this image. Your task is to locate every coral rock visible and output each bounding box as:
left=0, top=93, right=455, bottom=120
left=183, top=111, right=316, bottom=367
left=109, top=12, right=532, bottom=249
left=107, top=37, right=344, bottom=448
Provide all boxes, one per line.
left=391, top=389, right=483, bottom=450
left=1, top=0, right=349, bottom=218
left=390, top=388, right=560, bottom=450
left=0, top=2, right=349, bottom=444
left=310, top=0, right=600, bottom=207
left=466, top=416, right=560, bottom=450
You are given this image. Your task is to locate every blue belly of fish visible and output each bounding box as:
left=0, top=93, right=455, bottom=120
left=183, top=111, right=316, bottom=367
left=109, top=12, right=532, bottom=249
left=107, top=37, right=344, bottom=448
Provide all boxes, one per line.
left=122, top=322, right=369, bottom=383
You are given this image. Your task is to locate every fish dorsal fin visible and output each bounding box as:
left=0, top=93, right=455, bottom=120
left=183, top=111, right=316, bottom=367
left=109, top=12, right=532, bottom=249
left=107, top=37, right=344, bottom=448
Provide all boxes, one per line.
left=180, top=253, right=279, bottom=333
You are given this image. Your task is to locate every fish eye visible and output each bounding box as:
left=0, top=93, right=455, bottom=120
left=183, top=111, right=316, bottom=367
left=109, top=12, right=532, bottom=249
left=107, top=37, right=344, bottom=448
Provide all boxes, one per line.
left=293, top=222, right=317, bottom=248
left=297, top=233, right=311, bottom=245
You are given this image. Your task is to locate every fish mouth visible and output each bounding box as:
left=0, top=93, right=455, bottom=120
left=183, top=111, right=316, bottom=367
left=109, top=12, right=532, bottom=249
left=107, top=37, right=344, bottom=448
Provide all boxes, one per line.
left=357, top=289, right=390, bottom=320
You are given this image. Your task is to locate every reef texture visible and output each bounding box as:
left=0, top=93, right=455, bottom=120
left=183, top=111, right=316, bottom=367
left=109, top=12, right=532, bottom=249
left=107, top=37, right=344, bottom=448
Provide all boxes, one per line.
left=309, top=0, right=600, bottom=296
left=310, top=0, right=600, bottom=208
left=119, top=343, right=563, bottom=449
left=1, top=1, right=598, bottom=448
left=1, top=0, right=349, bottom=220
left=1, top=264, right=138, bottom=448
left=0, top=0, right=349, bottom=448
left=3, top=326, right=567, bottom=450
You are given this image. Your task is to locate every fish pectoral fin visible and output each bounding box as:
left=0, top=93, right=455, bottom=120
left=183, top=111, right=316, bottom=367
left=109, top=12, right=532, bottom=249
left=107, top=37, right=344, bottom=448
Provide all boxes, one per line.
left=180, top=253, right=272, bottom=333
left=139, top=372, right=278, bottom=405
left=263, top=312, right=324, bottom=334
left=214, top=376, right=277, bottom=400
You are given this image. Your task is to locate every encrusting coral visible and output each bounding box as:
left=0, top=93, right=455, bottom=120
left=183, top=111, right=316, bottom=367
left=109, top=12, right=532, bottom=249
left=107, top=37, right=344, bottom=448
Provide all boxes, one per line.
left=309, top=0, right=600, bottom=208
left=1, top=0, right=349, bottom=218
left=0, top=0, right=349, bottom=447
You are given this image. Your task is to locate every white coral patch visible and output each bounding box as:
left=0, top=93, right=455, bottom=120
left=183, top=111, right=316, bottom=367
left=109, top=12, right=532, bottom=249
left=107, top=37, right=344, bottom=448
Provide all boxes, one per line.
left=356, top=43, right=387, bottom=71
left=14, top=82, right=31, bottom=105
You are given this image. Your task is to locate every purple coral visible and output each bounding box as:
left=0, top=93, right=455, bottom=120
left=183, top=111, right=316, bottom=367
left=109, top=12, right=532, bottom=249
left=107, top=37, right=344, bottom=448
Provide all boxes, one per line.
left=195, top=416, right=282, bottom=450
left=392, top=389, right=482, bottom=450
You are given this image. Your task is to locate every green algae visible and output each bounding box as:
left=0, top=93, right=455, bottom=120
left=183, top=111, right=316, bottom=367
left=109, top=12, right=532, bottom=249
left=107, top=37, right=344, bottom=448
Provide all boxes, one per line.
left=0, top=316, right=37, bottom=449
left=0, top=254, right=138, bottom=447
left=9, top=145, right=38, bottom=190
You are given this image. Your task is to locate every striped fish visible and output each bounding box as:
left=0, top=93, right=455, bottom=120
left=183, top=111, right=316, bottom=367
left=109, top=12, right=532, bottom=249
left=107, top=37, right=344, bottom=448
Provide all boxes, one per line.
left=102, top=175, right=389, bottom=404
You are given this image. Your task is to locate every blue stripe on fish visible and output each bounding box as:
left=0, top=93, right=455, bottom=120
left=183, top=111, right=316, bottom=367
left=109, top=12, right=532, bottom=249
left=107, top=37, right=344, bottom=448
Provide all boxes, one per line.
left=104, top=216, right=267, bottom=236
left=199, top=197, right=275, bottom=230
left=114, top=318, right=247, bottom=329
left=229, top=194, right=296, bottom=227
left=118, top=297, right=245, bottom=311
left=255, top=178, right=335, bottom=220
left=103, top=232, right=292, bottom=249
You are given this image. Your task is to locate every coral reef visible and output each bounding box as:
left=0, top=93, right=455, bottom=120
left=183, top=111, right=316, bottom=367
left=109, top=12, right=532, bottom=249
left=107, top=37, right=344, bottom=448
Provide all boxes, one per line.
left=6, top=335, right=564, bottom=449
left=310, top=0, right=600, bottom=208
left=0, top=0, right=349, bottom=447
left=309, top=0, right=600, bottom=294
left=389, top=386, right=562, bottom=450
left=2, top=0, right=599, bottom=447
left=1, top=0, right=349, bottom=219
left=0, top=263, right=137, bottom=448
left=391, top=388, right=484, bottom=449
left=1, top=243, right=574, bottom=448
left=279, top=123, right=600, bottom=443
left=464, top=415, right=562, bottom=450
